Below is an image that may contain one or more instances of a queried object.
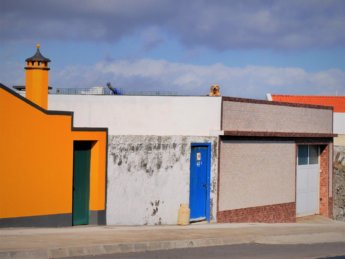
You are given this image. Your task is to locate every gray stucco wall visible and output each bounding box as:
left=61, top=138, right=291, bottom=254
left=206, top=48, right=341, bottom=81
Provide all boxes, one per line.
left=334, top=145, right=345, bottom=221
left=219, top=140, right=296, bottom=211
left=222, top=101, right=332, bottom=134
left=106, top=135, right=218, bottom=225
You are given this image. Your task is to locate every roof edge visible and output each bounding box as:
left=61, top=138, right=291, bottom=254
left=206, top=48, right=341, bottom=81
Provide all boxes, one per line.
left=223, top=130, right=336, bottom=138
left=222, top=96, right=333, bottom=110
left=1, top=83, right=108, bottom=134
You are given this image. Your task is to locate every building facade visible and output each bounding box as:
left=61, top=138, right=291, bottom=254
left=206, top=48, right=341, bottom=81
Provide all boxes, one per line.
left=0, top=46, right=107, bottom=227
left=49, top=94, right=334, bottom=224
left=218, top=97, right=334, bottom=222
left=49, top=95, right=222, bottom=225
left=2, top=46, right=335, bottom=227
left=267, top=94, right=345, bottom=221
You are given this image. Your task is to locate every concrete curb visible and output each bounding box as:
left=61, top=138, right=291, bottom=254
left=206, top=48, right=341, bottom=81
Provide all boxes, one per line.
left=0, top=237, right=251, bottom=259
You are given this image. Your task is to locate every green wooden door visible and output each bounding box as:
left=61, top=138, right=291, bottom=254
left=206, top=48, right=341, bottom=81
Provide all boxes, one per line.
left=73, top=141, right=91, bottom=225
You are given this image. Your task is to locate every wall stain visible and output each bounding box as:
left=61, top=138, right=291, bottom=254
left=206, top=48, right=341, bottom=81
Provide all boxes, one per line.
left=110, top=136, right=191, bottom=177
left=108, top=135, right=219, bottom=224
left=211, top=177, right=217, bottom=193
left=111, top=153, right=117, bottom=164
left=210, top=198, right=214, bottom=220
left=151, top=200, right=160, bottom=216
left=117, top=159, right=122, bottom=166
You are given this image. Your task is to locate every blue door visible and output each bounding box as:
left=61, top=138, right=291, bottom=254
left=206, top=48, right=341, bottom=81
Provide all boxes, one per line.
left=189, top=144, right=210, bottom=221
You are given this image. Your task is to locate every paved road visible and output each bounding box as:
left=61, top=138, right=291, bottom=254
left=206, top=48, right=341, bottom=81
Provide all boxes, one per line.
left=66, top=243, right=345, bottom=259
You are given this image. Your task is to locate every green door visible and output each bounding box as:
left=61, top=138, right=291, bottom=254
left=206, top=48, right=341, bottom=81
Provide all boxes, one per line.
left=73, top=141, right=91, bottom=226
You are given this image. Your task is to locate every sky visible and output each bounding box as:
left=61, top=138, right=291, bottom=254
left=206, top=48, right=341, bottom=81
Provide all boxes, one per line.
left=1, top=0, right=345, bottom=99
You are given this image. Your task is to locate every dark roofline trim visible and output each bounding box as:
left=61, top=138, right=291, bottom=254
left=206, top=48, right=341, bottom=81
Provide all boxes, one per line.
left=13, top=85, right=53, bottom=91
left=25, top=67, right=50, bottom=71
left=0, top=83, right=108, bottom=134
left=72, top=127, right=108, bottom=132
left=221, top=136, right=333, bottom=144
left=25, top=48, right=51, bottom=63
left=223, top=130, right=337, bottom=138
left=222, top=96, right=333, bottom=110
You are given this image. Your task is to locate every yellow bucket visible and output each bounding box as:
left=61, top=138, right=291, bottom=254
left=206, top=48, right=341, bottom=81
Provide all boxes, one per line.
left=177, top=204, right=190, bottom=225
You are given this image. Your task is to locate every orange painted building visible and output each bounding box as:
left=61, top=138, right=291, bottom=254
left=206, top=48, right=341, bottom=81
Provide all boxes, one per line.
left=0, top=45, right=108, bottom=227
left=267, top=94, right=345, bottom=112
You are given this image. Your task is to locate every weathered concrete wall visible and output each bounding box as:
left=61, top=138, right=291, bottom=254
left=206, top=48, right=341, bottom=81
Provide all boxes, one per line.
left=219, top=140, right=296, bottom=211
left=106, top=135, right=218, bottom=225
left=49, top=95, right=221, bottom=136
left=222, top=100, right=333, bottom=134
left=334, top=145, right=345, bottom=221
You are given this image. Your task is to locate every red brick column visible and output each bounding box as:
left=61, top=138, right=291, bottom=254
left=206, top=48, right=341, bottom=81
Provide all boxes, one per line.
left=320, top=145, right=330, bottom=217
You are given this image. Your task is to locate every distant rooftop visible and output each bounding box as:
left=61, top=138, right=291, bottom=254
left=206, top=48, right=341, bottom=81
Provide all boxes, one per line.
left=269, top=94, right=345, bottom=112
left=54, top=87, right=187, bottom=96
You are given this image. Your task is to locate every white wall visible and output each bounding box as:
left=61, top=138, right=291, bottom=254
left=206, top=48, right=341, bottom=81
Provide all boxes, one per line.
left=48, top=94, right=221, bottom=225
left=334, top=113, right=345, bottom=134
left=49, top=95, right=221, bottom=136
left=107, top=135, right=218, bottom=225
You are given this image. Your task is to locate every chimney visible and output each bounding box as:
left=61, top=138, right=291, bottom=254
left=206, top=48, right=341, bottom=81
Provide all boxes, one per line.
left=25, top=44, right=51, bottom=109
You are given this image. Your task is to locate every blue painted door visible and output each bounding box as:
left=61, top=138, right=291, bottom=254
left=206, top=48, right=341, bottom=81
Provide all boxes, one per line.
left=190, top=146, right=209, bottom=221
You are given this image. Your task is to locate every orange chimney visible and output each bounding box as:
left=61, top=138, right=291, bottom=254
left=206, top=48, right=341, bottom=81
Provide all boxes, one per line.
left=25, top=44, right=51, bottom=109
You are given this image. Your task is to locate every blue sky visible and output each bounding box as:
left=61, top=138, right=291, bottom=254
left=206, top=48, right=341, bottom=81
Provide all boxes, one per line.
left=1, top=0, right=345, bottom=98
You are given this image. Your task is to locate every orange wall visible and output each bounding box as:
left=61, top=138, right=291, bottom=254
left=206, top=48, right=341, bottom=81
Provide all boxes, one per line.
left=72, top=131, right=107, bottom=211
left=26, top=67, right=49, bottom=109
left=0, top=87, right=106, bottom=219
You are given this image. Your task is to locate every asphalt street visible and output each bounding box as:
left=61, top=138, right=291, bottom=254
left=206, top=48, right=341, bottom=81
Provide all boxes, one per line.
left=65, top=242, right=345, bottom=259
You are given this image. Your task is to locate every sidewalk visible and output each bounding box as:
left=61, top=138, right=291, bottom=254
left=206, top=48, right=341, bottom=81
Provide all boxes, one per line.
left=1, top=217, right=345, bottom=259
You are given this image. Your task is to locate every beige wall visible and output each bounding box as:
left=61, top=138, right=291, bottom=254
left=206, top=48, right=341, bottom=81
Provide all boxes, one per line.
left=219, top=140, right=296, bottom=211
left=222, top=101, right=332, bottom=134
left=334, top=135, right=345, bottom=146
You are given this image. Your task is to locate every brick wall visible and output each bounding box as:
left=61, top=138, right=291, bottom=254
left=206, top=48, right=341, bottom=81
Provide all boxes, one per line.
left=217, top=202, right=296, bottom=223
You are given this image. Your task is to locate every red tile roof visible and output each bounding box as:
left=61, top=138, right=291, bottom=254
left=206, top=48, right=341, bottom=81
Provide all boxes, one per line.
left=270, top=95, right=345, bottom=112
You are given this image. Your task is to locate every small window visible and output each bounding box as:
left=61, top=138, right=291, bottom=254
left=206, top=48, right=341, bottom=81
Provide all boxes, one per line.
left=309, top=145, right=318, bottom=164
left=298, top=145, right=319, bottom=165
left=298, top=145, right=308, bottom=165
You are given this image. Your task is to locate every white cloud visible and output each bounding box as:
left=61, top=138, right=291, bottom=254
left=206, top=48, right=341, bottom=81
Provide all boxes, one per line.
left=1, top=0, right=345, bottom=50
left=49, top=59, right=345, bottom=99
